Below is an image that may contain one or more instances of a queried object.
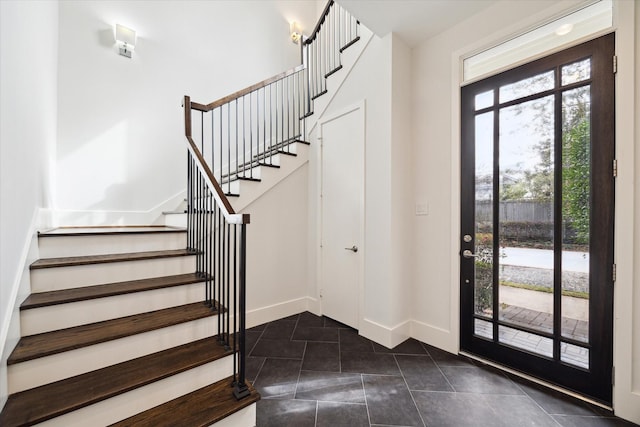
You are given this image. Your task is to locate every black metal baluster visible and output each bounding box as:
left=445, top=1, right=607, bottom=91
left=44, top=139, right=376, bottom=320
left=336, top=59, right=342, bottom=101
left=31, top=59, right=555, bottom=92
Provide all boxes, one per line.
left=262, top=87, right=266, bottom=166
left=221, top=219, right=226, bottom=346
left=216, top=202, right=219, bottom=312
left=233, top=224, right=238, bottom=384
left=210, top=192, right=214, bottom=310
left=211, top=108, right=215, bottom=185
left=269, top=84, right=273, bottom=165
left=235, top=100, right=239, bottom=192
left=336, top=4, right=340, bottom=50
left=227, top=103, right=231, bottom=195
left=243, top=96, right=246, bottom=179
left=197, top=173, right=201, bottom=278
left=233, top=223, right=249, bottom=400
left=187, top=153, right=192, bottom=250
left=249, top=91, right=253, bottom=179
left=205, top=188, right=210, bottom=308
left=254, top=90, right=258, bottom=177
left=226, top=222, right=231, bottom=350
left=330, top=7, right=334, bottom=73
left=280, top=78, right=284, bottom=148
left=195, top=167, right=200, bottom=275
left=217, top=205, right=222, bottom=339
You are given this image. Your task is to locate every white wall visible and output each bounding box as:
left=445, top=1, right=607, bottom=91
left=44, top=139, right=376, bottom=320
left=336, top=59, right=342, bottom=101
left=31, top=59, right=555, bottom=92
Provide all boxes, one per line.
left=54, top=0, right=320, bottom=225
left=306, top=30, right=413, bottom=347
left=411, top=0, right=639, bottom=422
left=243, top=165, right=309, bottom=327
left=0, top=0, right=59, bottom=409
left=390, top=34, right=413, bottom=340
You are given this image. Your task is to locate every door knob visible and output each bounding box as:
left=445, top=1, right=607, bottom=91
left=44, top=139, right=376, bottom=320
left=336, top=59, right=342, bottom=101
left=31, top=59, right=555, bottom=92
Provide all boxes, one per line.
left=344, top=245, right=358, bottom=253
left=462, top=249, right=478, bottom=258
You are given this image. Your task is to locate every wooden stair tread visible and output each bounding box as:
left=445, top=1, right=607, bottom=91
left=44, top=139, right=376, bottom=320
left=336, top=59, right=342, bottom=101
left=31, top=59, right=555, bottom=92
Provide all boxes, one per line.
left=8, top=302, right=219, bottom=364
left=110, top=376, right=259, bottom=427
left=38, top=226, right=186, bottom=237
left=0, top=337, right=233, bottom=427
left=252, top=138, right=305, bottom=160
left=340, top=36, right=361, bottom=53
left=21, top=273, right=208, bottom=310
left=30, top=248, right=197, bottom=270
left=325, top=64, right=343, bottom=78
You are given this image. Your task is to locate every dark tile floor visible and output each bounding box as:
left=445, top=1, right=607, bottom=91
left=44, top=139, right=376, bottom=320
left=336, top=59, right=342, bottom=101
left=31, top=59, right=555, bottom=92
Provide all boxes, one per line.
left=247, top=312, right=637, bottom=427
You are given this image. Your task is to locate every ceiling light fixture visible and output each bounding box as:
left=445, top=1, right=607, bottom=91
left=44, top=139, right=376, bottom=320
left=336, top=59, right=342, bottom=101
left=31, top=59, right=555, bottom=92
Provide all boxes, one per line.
left=555, top=23, right=574, bottom=36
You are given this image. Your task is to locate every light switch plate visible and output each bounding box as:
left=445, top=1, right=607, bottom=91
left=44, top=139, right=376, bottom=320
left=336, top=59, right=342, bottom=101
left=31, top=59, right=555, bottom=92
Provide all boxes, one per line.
left=415, top=203, right=429, bottom=216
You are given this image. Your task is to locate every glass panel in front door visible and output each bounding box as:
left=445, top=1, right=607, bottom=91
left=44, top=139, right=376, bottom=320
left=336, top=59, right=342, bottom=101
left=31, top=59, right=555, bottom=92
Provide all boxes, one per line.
left=472, top=64, right=594, bottom=367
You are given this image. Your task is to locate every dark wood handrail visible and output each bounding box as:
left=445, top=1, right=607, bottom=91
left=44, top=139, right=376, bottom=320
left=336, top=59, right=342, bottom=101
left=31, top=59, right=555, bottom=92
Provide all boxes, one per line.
left=191, top=64, right=305, bottom=112
left=183, top=95, right=250, bottom=225
left=305, top=0, right=334, bottom=44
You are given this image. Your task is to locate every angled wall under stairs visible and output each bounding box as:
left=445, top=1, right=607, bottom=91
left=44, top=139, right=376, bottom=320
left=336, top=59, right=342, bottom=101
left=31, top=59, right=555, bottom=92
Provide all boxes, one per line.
left=0, top=226, right=258, bottom=427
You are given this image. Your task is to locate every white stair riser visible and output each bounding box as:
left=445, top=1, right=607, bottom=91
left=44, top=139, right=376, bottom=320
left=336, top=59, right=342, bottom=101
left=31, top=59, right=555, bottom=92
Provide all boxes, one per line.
left=164, top=213, right=187, bottom=228
left=210, top=404, right=256, bottom=427
left=36, top=356, right=234, bottom=427
left=38, top=233, right=187, bottom=258
left=21, top=283, right=205, bottom=335
left=8, top=315, right=220, bottom=393
left=30, top=256, right=197, bottom=292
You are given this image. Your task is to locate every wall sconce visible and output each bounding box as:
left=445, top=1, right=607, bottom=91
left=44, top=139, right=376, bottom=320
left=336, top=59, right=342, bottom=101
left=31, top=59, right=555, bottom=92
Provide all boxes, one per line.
left=115, top=24, right=136, bottom=58
left=290, top=21, right=302, bottom=44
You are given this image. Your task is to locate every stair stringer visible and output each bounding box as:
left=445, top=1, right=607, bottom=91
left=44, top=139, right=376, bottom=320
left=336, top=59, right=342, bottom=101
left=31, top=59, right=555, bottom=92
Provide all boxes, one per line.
left=229, top=142, right=310, bottom=212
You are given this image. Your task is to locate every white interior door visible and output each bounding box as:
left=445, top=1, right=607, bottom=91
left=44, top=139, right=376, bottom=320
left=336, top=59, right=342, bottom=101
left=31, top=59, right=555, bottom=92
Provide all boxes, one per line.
left=320, top=105, right=364, bottom=329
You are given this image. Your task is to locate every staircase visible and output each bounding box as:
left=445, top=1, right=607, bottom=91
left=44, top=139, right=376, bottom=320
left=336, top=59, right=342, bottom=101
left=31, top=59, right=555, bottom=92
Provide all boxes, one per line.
left=0, top=1, right=363, bottom=425
left=181, top=0, right=362, bottom=214
left=0, top=226, right=259, bottom=426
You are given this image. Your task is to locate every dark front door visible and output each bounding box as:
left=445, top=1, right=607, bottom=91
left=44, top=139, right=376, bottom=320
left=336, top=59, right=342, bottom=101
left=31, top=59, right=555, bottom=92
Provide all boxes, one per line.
left=460, top=33, right=615, bottom=405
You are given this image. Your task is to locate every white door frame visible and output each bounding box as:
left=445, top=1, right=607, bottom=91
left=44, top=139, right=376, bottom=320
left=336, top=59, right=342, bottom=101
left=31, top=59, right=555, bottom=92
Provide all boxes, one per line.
left=317, top=100, right=365, bottom=330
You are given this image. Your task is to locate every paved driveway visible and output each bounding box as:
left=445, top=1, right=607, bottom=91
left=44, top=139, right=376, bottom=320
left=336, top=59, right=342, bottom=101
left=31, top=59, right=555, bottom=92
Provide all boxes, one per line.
left=500, top=247, right=588, bottom=273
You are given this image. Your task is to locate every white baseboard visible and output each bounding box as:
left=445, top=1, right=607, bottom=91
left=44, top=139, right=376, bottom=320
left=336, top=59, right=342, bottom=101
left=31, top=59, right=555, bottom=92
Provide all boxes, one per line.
left=246, top=297, right=312, bottom=329
left=53, top=190, right=186, bottom=227
left=0, top=208, right=43, bottom=411
left=410, top=319, right=458, bottom=354
left=359, top=317, right=411, bottom=349
left=305, top=297, right=321, bottom=316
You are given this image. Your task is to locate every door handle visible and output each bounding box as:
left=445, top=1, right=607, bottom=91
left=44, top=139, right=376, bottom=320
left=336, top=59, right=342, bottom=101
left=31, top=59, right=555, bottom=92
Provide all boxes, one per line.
left=344, top=245, right=358, bottom=253
left=462, top=249, right=478, bottom=258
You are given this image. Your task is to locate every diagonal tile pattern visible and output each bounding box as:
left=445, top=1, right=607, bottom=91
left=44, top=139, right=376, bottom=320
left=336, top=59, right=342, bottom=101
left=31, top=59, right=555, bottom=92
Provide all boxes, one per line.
left=250, top=312, right=636, bottom=427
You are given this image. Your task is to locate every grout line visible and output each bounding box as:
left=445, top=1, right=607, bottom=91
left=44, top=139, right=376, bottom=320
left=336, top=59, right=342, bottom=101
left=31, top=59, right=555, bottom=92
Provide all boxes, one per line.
left=249, top=324, right=270, bottom=386
left=508, top=377, right=565, bottom=426
left=338, top=329, right=343, bottom=373
left=246, top=327, right=267, bottom=356
left=250, top=357, right=267, bottom=386
left=291, top=314, right=300, bottom=340
left=292, top=341, right=307, bottom=400
left=313, top=400, right=366, bottom=405
left=432, top=358, right=457, bottom=393
left=361, top=374, right=373, bottom=427
left=395, top=354, right=427, bottom=427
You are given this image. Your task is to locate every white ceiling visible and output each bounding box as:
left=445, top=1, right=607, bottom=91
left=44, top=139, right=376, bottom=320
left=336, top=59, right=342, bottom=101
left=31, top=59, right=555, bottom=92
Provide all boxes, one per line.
left=338, top=0, right=500, bottom=47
